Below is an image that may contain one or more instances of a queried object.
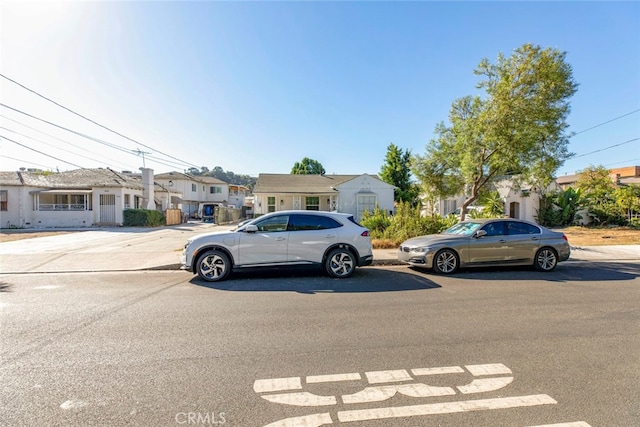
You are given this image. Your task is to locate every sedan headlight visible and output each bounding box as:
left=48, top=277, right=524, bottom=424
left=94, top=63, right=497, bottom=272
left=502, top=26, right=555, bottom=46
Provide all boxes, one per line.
left=412, top=247, right=429, bottom=253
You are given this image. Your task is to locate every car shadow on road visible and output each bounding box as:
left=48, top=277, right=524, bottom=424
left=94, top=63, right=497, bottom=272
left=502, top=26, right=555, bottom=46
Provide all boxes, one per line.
left=409, top=261, right=639, bottom=282
left=189, top=266, right=441, bottom=293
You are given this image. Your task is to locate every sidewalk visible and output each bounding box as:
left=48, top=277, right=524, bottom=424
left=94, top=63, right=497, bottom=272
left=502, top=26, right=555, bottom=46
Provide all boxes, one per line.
left=1, top=223, right=639, bottom=274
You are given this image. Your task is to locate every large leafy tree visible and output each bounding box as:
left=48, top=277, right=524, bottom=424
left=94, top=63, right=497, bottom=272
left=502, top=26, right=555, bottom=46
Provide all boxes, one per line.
left=574, top=165, right=620, bottom=224
left=291, top=157, right=326, bottom=175
left=412, top=44, right=578, bottom=220
left=380, top=143, right=420, bottom=205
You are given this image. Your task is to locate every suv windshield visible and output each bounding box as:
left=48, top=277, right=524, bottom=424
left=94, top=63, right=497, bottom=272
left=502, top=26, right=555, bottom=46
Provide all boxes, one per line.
left=444, top=222, right=482, bottom=236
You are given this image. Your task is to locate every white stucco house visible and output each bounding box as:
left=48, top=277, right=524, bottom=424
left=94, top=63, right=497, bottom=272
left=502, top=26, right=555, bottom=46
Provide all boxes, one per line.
left=426, top=177, right=556, bottom=223
left=252, top=173, right=396, bottom=220
left=0, top=167, right=178, bottom=228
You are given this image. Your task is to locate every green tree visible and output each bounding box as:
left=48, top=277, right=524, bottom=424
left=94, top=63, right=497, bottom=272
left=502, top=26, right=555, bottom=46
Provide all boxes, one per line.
left=478, top=190, right=505, bottom=217
left=615, top=184, right=640, bottom=224
left=379, top=143, right=420, bottom=205
left=412, top=44, right=578, bottom=220
left=291, top=157, right=326, bottom=175
left=574, top=165, right=620, bottom=224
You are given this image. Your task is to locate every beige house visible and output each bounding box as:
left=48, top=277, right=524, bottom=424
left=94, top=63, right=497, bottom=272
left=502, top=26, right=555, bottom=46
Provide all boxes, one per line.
left=252, top=173, right=395, bottom=220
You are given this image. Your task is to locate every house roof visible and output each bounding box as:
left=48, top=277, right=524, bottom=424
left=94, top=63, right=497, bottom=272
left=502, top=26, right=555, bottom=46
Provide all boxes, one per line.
left=0, top=168, right=143, bottom=189
left=254, top=174, right=367, bottom=194
left=155, top=171, right=227, bottom=185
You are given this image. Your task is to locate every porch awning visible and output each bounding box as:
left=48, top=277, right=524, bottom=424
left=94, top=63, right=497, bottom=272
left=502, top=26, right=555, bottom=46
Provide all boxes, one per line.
left=29, top=189, right=93, bottom=194
left=171, top=196, right=183, bottom=203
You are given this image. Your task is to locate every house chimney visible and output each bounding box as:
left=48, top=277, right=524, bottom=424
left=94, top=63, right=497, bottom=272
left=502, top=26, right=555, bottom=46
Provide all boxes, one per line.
left=140, top=167, right=155, bottom=210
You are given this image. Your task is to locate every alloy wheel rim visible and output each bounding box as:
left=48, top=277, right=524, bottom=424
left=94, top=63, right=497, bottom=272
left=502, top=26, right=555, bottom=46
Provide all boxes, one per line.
left=201, top=255, right=226, bottom=279
left=437, top=252, right=457, bottom=273
left=330, top=253, right=354, bottom=276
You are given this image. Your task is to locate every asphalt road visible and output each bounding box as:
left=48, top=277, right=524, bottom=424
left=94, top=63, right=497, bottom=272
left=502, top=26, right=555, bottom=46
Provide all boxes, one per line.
left=1, top=263, right=639, bottom=427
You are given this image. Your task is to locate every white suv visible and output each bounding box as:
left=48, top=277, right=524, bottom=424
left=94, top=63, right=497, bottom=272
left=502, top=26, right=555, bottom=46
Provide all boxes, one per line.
left=181, top=210, right=373, bottom=282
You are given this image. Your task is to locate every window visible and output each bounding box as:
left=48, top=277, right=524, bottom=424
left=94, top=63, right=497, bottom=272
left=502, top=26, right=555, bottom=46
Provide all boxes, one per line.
left=210, top=186, right=222, bottom=194
left=481, top=222, right=505, bottom=236
left=305, top=196, right=320, bottom=211
left=0, top=190, right=7, bottom=211
left=506, top=221, right=540, bottom=235
left=192, top=183, right=196, bottom=192
left=267, top=196, right=276, bottom=213
left=357, top=194, right=377, bottom=220
left=443, top=199, right=457, bottom=215
left=124, top=194, right=131, bottom=209
left=287, top=214, right=341, bottom=231
left=255, top=215, right=289, bottom=232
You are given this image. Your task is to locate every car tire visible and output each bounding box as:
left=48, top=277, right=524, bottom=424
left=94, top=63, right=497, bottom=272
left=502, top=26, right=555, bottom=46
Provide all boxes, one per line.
left=534, top=247, right=558, bottom=272
left=196, top=249, right=231, bottom=282
left=433, top=249, right=459, bottom=274
left=325, top=248, right=356, bottom=278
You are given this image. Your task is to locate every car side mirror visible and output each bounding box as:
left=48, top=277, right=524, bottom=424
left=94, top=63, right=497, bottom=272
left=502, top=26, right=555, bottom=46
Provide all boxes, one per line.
left=475, top=230, right=487, bottom=238
left=245, top=224, right=258, bottom=233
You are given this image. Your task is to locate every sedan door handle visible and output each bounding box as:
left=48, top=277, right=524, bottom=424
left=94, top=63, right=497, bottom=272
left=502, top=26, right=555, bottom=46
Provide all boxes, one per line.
left=276, top=237, right=287, bottom=241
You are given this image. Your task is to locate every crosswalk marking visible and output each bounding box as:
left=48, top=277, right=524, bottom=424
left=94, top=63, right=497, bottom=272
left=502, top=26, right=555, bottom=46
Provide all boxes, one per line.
left=307, top=373, right=361, bottom=384
left=254, top=377, right=302, bottom=393
left=364, top=369, right=412, bottom=384
left=337, top=394, right=557, bottom=423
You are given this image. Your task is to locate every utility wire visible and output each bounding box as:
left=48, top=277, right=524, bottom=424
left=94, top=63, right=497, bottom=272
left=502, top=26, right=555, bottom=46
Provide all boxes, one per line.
left=0, top=104, right=190, bottom=170
left=1, top=73, right=199, bottom=169
left=0, top=135, right=84, bottom=168
left=0, top=154, right=53, bottom=170
left=572, top=108, right=640, bottom=136
left=0, top=126, right=131, bottom=170
left=573, top=137, right=639, bottom=159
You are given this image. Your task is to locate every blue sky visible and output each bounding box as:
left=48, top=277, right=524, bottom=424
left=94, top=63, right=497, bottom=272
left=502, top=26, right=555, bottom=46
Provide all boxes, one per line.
left=1, top=1, right=639, bottom=179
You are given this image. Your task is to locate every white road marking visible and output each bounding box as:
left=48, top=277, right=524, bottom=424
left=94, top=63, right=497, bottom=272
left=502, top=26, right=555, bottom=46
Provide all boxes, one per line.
left=34, top=285, right=62, bottom=290
left=466, top=363, right=512, bottom=376
left=412, top=366, right=465, bottom=376
left=254, top=377, right=302, bottom=393
left=337, top=394, right=557, bottom=422
left=458, top=377, right=514, bottom=394
left=526, top=423, right=592, bottom=427
left=263, top=412, right=333, bottom=427
left=342, top=384, right=455, bottom=404
left=365, top=369, right=412, bottom=384
left=60, top=399, right=88, bottom=410
left=307, top=373, right=361, bottom=384
left=262, top=392, right=337, bottom=406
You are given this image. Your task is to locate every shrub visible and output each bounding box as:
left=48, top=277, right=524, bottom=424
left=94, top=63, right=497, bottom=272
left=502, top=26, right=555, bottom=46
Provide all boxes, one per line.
left=123, top=209, right=166, bottom=227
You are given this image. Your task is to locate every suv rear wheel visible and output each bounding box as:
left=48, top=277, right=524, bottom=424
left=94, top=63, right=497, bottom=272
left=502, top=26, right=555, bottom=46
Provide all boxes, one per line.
left=325, top=248, right=356, bottom=278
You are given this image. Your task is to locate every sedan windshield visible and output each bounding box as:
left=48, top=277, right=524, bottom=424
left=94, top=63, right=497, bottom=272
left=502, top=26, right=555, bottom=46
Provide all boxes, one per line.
left=443, top=222, right=482, bottom=236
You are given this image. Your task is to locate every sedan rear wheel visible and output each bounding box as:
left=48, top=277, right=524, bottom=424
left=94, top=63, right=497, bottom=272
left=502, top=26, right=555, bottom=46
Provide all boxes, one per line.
left=534, top=247, right=558, bottom=272
left=325, top=248, right=356, bottom=278
left=433, top=249, right=459, bottom=274
left=197, top=250, right=231, bottom=282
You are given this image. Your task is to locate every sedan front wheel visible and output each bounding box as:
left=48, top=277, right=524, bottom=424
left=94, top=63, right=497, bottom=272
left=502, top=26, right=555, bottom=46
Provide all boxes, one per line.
left=433, top=249, right=459, bottom=274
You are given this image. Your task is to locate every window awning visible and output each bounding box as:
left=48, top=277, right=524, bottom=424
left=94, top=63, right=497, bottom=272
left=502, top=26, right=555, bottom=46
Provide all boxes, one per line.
left=171, top=196, right=184, bottom=203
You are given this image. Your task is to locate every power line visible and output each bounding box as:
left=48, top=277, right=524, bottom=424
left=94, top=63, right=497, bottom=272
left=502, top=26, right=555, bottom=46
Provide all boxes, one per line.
left=0, top=154, right=54, bottom=170
left=572, top=108, right=640, bottom=136
left=0, top=135, right=84, bottom=168
left=0, top=104, right=191, bottom=170
left=1, top=73, right=200, bottom=169
left=0, top=126, right=131, bottom=170
left=573, top=137, right=639, bottom=159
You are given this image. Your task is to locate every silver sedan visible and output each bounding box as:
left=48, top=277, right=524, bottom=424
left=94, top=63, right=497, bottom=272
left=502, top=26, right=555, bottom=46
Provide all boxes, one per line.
left=398, top=218, right=570, bottom=274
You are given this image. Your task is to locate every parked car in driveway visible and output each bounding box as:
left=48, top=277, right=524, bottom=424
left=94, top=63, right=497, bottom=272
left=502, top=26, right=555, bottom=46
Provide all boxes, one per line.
left=398, top=218, right=570, bottom=274
left=182, top=210, right=373, bottom=282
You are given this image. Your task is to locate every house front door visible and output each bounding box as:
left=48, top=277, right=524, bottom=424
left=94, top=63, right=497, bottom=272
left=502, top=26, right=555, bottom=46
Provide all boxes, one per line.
left=100, top=194, right=116, bottom=223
